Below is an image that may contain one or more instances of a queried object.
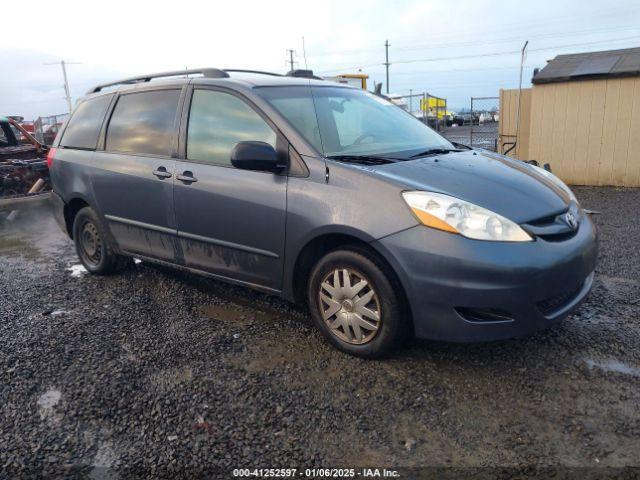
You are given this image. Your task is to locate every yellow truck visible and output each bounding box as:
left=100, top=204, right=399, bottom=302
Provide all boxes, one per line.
left=323, top=73, right=369, bottom=90
left=420, top=96, right=452, bottom=120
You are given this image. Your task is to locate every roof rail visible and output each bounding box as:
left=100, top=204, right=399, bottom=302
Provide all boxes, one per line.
left=87, top=68, right=230, bottom=94
left=224, top=69, right=283, bottom=77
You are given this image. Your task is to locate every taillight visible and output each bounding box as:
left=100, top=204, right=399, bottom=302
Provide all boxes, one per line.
left=46, top=147, right=57, bottom=169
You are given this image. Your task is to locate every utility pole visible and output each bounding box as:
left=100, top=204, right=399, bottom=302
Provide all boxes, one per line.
left=384, top=40, right=390, bottom=94
left=45, top=60, right=80, bottom=113
left=287, top=49, right=296, bottom=71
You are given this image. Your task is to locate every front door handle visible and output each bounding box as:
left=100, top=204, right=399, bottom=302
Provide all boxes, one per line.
left=152, top=166, right=172, bottom=179
left=176, top=171, right=198, bottom=184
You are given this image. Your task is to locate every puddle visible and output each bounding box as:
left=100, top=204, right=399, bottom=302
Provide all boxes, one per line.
left=584, top=358, right=640, bottom=377
left=37, top=388, right=61, bottom=420
left=0, top=236, right=27, bottom=250
left=0, top=234, right=42, bottom=260
left=67, top=264, right=88, bottom=277
left=89, top=441, right=119, bottom=480
left=0, top=206, right=71, bottom=260
left=229, top=333, right=318, bottom=375
left=149, top=366, right=193, bottom=389
left=200, top=303, right=281, bottom=325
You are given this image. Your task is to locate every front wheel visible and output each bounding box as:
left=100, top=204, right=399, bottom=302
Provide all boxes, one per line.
left=72, top=206, right=130, bottom=275
left=307, top=248, right=407, bottom=358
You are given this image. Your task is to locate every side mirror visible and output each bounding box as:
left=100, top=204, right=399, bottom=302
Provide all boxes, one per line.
left=230, top=141, right=284, bottom=173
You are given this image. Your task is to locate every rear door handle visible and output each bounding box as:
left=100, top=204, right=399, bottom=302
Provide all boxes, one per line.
left=176, top=171, right=198, bottom=184
left=152, top=167, right=172, bottom=179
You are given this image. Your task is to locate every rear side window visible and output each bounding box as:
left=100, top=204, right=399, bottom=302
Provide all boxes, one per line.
left=106, top=90, right=180, bottom=156
left=60, top=95, right=112, bottom=149
left=187, top=90, right=276, bottom=166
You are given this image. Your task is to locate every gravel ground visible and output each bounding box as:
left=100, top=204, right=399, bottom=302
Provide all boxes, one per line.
left=1, top=187, right=639, bottom=477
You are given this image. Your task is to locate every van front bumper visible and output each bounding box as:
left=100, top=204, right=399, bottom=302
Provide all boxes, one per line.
left=372, top=215, right=598, bottom=342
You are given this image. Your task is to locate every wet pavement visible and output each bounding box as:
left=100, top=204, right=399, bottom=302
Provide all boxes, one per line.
left=1, top=187, right=639, bottom=477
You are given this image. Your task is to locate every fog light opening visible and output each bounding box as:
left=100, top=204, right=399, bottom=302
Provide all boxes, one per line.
left=455, top=307, right=514, bottom=323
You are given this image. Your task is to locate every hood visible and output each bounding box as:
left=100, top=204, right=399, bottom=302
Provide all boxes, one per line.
left=367, top=150, right=570, bottom=223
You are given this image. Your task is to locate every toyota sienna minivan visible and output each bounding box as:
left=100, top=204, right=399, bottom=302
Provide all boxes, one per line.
left=48, top=68, right=598, bottom=358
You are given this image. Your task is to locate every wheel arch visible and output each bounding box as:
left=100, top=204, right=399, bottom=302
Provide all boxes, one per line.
left=289, top=231, right=413, bottom=331
left=63, top=196, right=91, bottom=239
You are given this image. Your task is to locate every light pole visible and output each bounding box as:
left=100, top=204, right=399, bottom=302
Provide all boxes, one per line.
left=45, top=60, right=81, bottom=113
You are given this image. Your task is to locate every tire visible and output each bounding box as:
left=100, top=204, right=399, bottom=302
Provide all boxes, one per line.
left=72, top=206, right=130, bottom=275
left=307, top=247, right=407, bottom=358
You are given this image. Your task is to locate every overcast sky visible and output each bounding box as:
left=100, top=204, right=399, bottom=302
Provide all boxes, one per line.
left=2, top=0, right=640, bottom=118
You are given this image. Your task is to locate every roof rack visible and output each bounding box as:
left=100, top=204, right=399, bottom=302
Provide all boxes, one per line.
left=224, top=69, right=283, bottom=77
left=87, top=68, right=230, bottom=94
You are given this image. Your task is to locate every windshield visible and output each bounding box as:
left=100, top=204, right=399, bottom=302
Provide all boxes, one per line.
left=256, top=86, right=453, bottom=158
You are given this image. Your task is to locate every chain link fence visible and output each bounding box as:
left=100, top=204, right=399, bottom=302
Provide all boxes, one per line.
left=34, top=113, right=69, bottom=145
left=389, top=92, right=501, bottom=150
left=469, top=96, right=499, bottom=151
left=389, top=92, right=448, bottom=132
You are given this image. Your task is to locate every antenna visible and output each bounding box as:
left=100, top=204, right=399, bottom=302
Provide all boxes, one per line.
left=302, top=37, right=308, bottom=70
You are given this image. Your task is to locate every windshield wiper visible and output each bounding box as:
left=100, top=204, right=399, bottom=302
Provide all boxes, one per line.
left=325, top=154, right=401, bottom=165
left=409, top=148, right=462, bottom=159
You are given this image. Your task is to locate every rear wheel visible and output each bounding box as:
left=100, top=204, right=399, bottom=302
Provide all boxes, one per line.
left=72, top=206, right=130, bottom=275
left=307, top=248, right=406, bottom=358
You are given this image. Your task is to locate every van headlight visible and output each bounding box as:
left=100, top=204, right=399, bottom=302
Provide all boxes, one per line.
left=402, top=191, right=532, bottom=242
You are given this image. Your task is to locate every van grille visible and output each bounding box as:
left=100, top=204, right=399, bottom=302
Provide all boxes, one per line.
left=522, top=208, right=580, bottom=241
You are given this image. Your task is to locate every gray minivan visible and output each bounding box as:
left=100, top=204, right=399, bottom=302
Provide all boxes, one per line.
left=49, top=68, right=597, bottom=358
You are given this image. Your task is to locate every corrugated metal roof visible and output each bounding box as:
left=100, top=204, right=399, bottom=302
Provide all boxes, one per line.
left=532, top=47, right=640, bottom=84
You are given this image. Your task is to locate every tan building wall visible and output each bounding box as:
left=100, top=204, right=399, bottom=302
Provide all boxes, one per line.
left=498, top=88, right=532, bottom=160
left=500, top=78, right=640, bottom=187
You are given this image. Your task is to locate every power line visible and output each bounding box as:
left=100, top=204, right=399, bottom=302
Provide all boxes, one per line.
left=391, top=35, right=640, bottom=66
left=392, top=25, right=640, bottom=54
left=309, top=23, right=640, bottom=58
left=311, top=9, right=638, bottom=56
left=379, top=5, right=640, bottom=46
left=316, top=34, right=640, bottom=74
left=527, top=35, right=640, bottom=53
left=387, top=65, right=535, bottom=76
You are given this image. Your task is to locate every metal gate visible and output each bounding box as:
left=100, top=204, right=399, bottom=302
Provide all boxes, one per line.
left=34, top=113, right=69, bottom=146
left=470, top=96, right=499, bottom=151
